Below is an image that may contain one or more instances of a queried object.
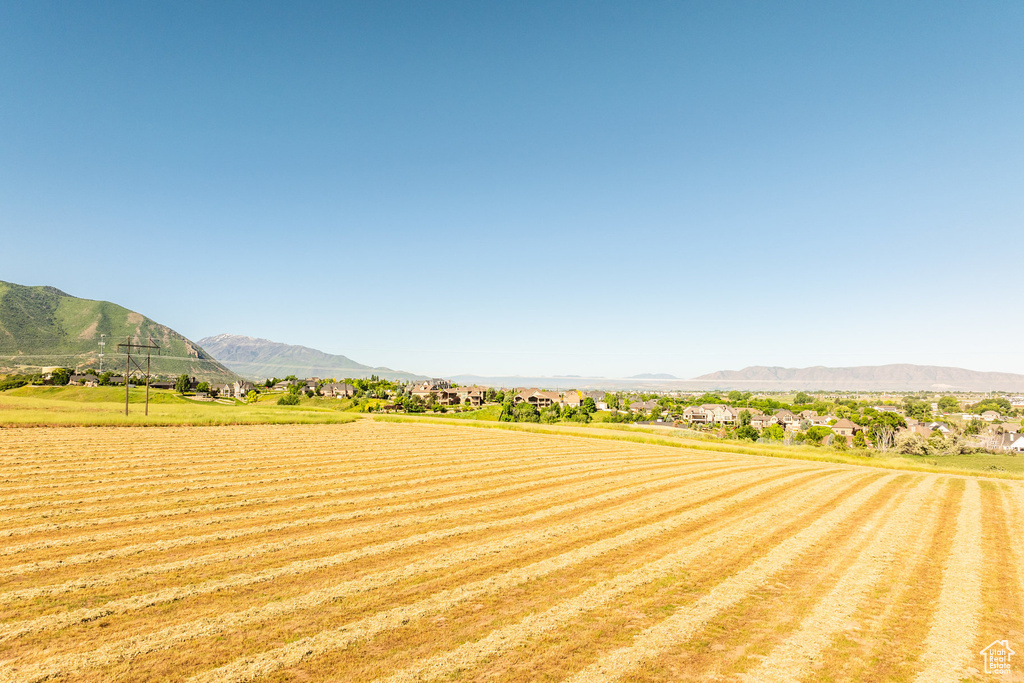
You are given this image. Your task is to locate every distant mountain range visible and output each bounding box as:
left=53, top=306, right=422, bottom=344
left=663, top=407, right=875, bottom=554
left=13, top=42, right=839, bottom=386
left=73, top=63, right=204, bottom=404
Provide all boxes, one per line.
left=4, top=279, right=1020, bottom=393
left=691, top=364, right=1024, bottom=392
left=0, top=280, right=238, bottom=382
left=198, top=334, right=427, bottom=382
left=447, top=364, right=1024, bottom=392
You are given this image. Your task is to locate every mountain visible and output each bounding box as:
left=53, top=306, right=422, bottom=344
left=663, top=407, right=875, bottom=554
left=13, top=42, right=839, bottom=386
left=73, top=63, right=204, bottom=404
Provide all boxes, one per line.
left=198, top=334, right=427, bottom=382
left=692, top=364, right=1024, bottom=392
left=0, top=280, right=239, bottom=381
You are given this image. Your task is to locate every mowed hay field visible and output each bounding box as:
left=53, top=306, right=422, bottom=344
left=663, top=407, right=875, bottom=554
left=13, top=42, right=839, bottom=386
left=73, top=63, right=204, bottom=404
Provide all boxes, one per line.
left=0, top=421, right=1021, bottom=682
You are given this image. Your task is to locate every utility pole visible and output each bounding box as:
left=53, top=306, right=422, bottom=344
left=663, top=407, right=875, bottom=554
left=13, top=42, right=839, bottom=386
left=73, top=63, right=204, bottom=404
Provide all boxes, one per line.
left=117, top=337, right=161, bottom=416
left=99, top=334, right=106, bottom=373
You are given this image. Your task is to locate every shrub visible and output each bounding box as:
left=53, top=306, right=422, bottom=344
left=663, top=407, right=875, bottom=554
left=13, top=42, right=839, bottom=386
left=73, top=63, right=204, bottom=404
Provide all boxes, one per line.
left=277, top=393, right=301, bottom=406
left=895, top=431, right=927, bottom=455
left=735, top=425, right=759, bottom=441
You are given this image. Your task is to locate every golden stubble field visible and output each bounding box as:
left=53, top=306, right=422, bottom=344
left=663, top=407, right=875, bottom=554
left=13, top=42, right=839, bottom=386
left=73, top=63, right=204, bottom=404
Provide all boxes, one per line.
left=0, top=420, right=1020, bottom=682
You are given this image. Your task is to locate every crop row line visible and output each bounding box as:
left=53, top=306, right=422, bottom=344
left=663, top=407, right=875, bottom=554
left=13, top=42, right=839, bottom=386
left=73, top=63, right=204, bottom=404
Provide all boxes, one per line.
left=185, top=469, right=862, bottom=683
left=3, top=467, right=833, bottom=681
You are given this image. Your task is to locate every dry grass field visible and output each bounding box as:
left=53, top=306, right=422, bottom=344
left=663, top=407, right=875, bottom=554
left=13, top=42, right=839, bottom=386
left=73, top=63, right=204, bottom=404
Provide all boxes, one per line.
left=0, top=420, right=1020, bottom=682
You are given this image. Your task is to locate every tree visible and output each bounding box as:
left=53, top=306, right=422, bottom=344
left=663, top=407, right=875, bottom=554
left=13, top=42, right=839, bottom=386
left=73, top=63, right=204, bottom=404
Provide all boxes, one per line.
left=499, top=400, right=515, bottom=422
left=581, top=397, right=597, bottom=414
left=540, top=407, right=559, bottom=424
left=739, top=409, right=752, bottom=427
left=568, top=409, right=592, bottom=424
left=735, top=425, right=759, bottom=440
left=794, top=392, right=812, bottom=405
left=513, top=402, right=540, bottom=423
left=804, top=426, right=833, bottom=445
left=852, top=431, right=868, bottom=449
left=937, top=395, right=959, bottom=413
left=51, top=368, right=70, bottom=386
left=873, top=424, right=896, bottom=451
left=903, top=398, right=931, bottom=421
left=763, top=424, right=786, bottom=441
left=174, top=374, right=191, bottom=394
left=832, top=434, right=848, bottom=450
left=196, top=381, right=210, bottom=393
left=246, top=390, right=259, bottom=404
left=277, top=393, right=300, bottom=406
left=728, top=390, right=743, bottom=403
left=970, top=397, right=1011, bottom=414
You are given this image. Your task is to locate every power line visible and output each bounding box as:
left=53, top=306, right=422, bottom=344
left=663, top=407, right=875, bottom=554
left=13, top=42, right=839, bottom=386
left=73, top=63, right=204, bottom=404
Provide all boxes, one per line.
left=116, top=337, right=160, bottom=417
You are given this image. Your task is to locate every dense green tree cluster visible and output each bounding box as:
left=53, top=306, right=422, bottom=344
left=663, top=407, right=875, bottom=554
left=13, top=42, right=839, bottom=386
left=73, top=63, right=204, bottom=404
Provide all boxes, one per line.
left=970, top=397, right=1012, bottom=414
left=174, top=374, right=191, bottom=394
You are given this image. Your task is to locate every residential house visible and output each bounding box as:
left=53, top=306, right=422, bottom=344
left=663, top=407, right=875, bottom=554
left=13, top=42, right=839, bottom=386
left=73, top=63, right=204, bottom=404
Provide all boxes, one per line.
left=981, top=410, right=1001, bottom=422
left=233, top=380, right=256, bottom=399
left=682, top=405, right=711, bottom=423
left=926, top=422, right=953, bottom=435
left=410, top=379, right=452, bottom=402
left=831, top=419, right=859, bottom=437
left=683, top=404, right=740, bottom=424
left=440, top=386, right=487, bottom=407
left=808, top=415, right=832, bottom=427
left=750, top=414, right=779, bottom=430
left=774, top=410, right=799, bottom=427
left=321, top=382, right=356, bottom=399
left=561, top=390, right=582, bottom=408
left=909, top=424, right=933, bottom=438
left=455, top=386, right=487, bottom=406
left=514, top=389, right=561, bottom=409
left=410, top=384, right=438, bottom=402
left=68, top=374, right=99, bottom=387
left=629, top=399, right=660, bottom=413
left=583, top=391, right=608, bottom=410
left=709, top=404, right=740, bottom=423
left=799, top=410, right=818, bottom=419
left=985, top=432, right=1023, bottom=452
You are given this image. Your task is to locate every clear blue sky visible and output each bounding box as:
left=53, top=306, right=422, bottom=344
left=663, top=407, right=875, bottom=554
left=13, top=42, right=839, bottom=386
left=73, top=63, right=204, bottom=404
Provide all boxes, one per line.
left=2, top=1, right=1022, bottom=378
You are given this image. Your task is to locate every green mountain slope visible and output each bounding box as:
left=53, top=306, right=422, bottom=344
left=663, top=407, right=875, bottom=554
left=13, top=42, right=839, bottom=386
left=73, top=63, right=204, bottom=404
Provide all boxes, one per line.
left=198, top=334, right=427, bottom=382
left=0, top=280, right=239, bottom=382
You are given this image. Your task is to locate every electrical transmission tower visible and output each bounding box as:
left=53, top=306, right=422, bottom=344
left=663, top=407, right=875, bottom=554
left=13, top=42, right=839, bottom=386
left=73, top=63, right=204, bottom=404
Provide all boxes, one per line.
left=116, top=337, right=161, bottom=416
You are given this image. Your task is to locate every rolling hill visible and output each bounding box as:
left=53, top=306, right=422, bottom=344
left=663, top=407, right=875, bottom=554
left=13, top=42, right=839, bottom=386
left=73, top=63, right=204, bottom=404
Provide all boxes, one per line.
left=0, top=280, right=239, bottom=382
left=198, top=334, right=427, bottom=382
